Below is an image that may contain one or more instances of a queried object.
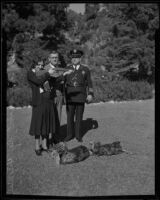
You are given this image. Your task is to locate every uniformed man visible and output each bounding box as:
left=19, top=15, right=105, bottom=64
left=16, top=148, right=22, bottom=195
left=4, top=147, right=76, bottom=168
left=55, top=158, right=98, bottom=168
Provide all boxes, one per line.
left=64, top=49, right=94, bottom=143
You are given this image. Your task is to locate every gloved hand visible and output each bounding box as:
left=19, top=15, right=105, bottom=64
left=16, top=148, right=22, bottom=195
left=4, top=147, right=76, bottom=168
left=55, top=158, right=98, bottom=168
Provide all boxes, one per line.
left=63, top=69, right=73, bottom=76
left=86, top=94, right=93, bottom=103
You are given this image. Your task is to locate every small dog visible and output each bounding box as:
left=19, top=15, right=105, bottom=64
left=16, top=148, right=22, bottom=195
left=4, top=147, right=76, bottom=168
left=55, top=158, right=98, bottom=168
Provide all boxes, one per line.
left=89, top=141, right=123, bottom=156
left=50, top=141, right=124, bottom=165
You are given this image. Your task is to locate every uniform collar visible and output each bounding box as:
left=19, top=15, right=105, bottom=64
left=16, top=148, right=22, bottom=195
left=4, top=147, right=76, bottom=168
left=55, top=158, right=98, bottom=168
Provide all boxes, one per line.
left=73, top=64, right=80, bottom=70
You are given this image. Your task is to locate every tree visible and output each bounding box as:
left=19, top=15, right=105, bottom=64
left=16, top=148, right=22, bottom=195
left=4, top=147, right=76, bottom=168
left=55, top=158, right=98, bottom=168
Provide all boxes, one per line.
left=67, top=3, right=159, bottom=82
left=2, top=3, right=70, bottom=69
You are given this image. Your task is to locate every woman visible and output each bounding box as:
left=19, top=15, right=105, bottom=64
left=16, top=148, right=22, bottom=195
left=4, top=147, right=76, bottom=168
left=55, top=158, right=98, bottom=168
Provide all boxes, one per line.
left=28, top=60, right=73, bottom=155
left=27, top=60, right=55, bottom=155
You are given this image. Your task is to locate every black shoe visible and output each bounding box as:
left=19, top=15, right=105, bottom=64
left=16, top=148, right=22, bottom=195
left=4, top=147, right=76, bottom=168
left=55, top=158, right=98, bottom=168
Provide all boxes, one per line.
left=48, top=143, right=53, bottom=150
left=64, top=136, right=73, bottom=142
left=35, top=149, right=42, bottom=156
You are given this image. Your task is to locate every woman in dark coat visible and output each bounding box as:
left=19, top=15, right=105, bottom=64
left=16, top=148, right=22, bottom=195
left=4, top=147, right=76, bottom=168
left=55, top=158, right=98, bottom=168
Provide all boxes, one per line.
left=27, top=60, right=56, bottom=155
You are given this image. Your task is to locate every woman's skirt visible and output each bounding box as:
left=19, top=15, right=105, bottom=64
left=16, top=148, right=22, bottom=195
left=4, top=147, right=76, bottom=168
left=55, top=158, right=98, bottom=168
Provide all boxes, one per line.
left=29, top=100, right=56, bottom=137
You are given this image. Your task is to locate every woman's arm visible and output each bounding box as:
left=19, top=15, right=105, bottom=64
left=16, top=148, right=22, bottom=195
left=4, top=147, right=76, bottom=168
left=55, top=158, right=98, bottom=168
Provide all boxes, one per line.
left=27, top=70, right=50, bottom=86
left=54, top=69, right=73, bottom=83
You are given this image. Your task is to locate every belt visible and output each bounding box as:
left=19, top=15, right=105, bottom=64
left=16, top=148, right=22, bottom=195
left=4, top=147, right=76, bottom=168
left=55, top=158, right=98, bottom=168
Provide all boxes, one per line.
left=66, top=84, right=85, bottom=87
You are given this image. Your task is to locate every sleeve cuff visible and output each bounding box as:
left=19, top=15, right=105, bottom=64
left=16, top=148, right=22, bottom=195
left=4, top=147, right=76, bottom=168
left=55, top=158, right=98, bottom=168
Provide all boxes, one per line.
left=46, top=72, right=50, bottom=78
left=88, top=88, right=94, bottom=96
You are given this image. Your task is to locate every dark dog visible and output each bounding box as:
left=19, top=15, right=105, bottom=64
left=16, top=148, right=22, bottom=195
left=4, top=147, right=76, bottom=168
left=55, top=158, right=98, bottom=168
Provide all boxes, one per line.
left=50, top=143, right=90, bottom=165
left=50, top=141, right=124, bottom=165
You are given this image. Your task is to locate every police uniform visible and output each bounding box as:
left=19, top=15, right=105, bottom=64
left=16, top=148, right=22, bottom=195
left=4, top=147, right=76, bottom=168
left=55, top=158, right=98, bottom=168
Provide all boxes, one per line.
left=64, top=49, right=94, bottom=142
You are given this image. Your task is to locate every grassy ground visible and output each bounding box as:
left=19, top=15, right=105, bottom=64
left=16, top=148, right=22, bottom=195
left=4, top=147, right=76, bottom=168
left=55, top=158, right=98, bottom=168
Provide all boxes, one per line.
left=6, top=99, right=155, bottom=196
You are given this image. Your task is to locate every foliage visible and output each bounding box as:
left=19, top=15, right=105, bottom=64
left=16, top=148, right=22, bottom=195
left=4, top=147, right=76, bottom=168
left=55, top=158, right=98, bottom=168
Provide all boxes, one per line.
left=3, top=3, right=158, bottom=106
left=70, top=3, right=159, bottom=83
left=7, top=86, right=32, bottom=106
left=2, top=3, right=69, bottom=69
left=7, top=68, right=29, bottom=87
left=93, top=79, right=153, bottom=103
left=7, top=79, right=153, bottom=106
left=3, top=3, right=158, bottom=76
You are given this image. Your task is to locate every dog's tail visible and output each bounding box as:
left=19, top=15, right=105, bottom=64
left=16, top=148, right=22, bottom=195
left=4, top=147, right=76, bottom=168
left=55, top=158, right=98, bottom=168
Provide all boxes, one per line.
left=89, top=150, right=94, bottom=156
left=122, top=149, right=135, bottom=155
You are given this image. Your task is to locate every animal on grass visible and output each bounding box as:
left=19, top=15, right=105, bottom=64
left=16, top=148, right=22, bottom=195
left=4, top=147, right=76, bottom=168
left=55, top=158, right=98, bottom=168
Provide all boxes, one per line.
left=89, top=141, right=124, bottom=156
left=50, top=143, right=90, bottom=165
left=50, top=141, right=125, bottom=165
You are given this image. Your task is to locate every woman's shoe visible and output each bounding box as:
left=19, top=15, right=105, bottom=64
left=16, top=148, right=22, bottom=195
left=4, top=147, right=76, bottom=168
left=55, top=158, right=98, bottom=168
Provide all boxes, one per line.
left=77, top=138, right=83, bottom=143
left=41, top=147, right=49, bottom=153
left=35, top=149, right=42, bottom=156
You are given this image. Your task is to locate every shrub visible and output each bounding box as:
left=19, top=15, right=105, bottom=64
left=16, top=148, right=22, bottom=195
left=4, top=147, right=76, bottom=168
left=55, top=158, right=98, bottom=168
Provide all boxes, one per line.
left=93, top=79, right=153, bottom=103
left=7, top=86, right=32, bottom=107
left=7, top=78, right=153, bottom=107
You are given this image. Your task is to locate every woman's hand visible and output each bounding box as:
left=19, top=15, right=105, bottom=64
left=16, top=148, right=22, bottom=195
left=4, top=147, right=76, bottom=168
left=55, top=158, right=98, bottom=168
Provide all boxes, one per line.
left=48, top=68, right=55, bottom=75
left=48, top=68, right=60, bottom=77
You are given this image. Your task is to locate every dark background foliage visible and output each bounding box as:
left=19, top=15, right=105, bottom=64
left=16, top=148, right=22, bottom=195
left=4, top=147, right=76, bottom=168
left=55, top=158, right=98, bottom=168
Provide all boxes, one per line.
left=3, top=3, right=158, bottom=106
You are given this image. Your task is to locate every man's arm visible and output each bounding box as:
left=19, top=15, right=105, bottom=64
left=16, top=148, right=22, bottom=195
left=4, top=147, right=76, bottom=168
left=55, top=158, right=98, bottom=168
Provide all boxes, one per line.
left=86, top=69, right=94, bottom=96
left=53, top=69, right=73, bottom=84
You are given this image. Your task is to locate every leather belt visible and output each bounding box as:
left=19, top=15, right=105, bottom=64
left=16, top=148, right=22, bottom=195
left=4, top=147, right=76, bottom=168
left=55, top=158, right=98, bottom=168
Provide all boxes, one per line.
left=66, top=84, right=84, bottom=87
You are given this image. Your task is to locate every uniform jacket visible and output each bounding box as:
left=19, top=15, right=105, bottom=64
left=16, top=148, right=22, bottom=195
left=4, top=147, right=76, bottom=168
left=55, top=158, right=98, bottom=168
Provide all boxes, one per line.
left=64, top=64, right=94, bottom=103
left=27, top=70, right=50, bottom=106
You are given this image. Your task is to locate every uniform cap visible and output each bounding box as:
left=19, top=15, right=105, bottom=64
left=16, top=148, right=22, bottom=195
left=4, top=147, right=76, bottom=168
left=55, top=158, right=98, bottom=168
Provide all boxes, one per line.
left=70, top=49, right=83, bottom=58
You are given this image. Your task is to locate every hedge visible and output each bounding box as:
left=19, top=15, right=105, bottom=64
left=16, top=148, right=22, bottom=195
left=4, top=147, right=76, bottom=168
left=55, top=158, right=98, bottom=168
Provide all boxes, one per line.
left=93, top=79, right=153, bottom=103
left=7, top=86, right=32, bottom=107
left=7, top=79, right=154, bottom=107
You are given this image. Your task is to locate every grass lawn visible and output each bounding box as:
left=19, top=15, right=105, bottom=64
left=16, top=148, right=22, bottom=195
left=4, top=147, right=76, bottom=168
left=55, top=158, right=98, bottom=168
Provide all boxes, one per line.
left=6, top=99, right=155, bottom=196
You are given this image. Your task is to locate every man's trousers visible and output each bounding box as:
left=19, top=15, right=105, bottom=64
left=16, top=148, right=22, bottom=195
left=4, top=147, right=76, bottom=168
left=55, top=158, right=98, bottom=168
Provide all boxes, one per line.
left=51, top=91, right=63, bottom=144
left=54, top=93, right=63, bottom=124
left=65, top=102, right=85, bottom=142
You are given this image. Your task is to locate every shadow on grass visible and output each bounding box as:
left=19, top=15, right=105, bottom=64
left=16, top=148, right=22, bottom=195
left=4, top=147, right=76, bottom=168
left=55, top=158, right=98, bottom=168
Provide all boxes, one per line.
left=59, top=118, right=98, bottom=141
